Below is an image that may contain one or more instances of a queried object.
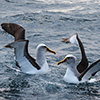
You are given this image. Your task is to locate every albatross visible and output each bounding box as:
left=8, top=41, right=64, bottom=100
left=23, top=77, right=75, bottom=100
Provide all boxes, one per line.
left=5, top=40, right=56, bottom=74
left=1, top=23, right=56, bottom=74
left=57, top=33, right=100, bottom=83
left=57, top=54, right=100, bottom=83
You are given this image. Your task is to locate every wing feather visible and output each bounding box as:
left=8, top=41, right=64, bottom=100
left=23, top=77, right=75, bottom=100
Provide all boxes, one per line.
left=62, top=33, right=88, bottom=73
left=1, top=23, right=25, bottom=41
left=5, top=40, right=41, bottom=71
left=78, top=59, right=100, bottom=81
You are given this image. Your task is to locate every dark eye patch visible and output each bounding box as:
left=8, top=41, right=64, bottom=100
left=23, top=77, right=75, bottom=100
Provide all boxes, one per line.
left=42, top=46, right=46, bottom=48
left=67, top=57, right=70, bottom=59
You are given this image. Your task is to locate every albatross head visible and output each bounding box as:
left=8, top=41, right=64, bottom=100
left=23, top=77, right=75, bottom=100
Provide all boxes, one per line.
left=36, top=44, right=56, bottom=54
left=57, top=54, right=76, bottom=65
left=57, top=54, right=80, bottom=83
left=36, top=44, right=56, bottom=67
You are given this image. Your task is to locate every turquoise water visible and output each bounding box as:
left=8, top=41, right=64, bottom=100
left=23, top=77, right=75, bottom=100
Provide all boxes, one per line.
left=0, top=0, right=100, bottom=100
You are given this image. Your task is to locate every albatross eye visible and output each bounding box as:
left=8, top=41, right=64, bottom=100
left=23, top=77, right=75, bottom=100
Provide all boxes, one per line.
left=42, top=46, right=46, bottom=49
left=67, top=57, right=71, bottom=60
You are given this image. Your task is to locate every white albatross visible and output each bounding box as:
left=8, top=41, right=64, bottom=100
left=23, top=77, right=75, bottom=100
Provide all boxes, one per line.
left=5, top=40, right=56, bottom=74
left=57, top=54, right=100, bottom=83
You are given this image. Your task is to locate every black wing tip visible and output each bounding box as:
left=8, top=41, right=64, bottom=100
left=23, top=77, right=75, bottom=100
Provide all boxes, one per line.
left=1, top=23, right=25, bottom=41
left=1, top=23, right=25, bottom=32
left=1, top=23, right=12, bottom=28
left=16, top=62, right=21, bottom=68
left=37, top=67, right=41, bottom=70
left=1, top=23, right=6, bottom=29
left=1, top=23, right=20, bottom=26
left=78, top=76, right=82, bottom=81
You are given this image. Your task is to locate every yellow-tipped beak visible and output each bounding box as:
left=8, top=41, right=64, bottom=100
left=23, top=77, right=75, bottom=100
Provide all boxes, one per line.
left=57, top=57, right=66, bottom=65
left=46, top=47, right=56, bottom=54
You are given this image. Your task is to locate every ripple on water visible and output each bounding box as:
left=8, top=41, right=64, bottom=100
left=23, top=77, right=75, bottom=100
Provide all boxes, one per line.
left=45, top=83, right=61, bottom=94
left=1, top=0, right=100, bottom=100
left=59, top=17, right=96, bottom=22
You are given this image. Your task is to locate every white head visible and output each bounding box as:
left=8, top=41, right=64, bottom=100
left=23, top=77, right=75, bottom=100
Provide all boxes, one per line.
left=36, top=44, right=47, bottom=54
left=57, top=54, right=76, bottom=66
left=36, top=44, right=56, bottom=67
left=36, top=43, right=56, bottom=54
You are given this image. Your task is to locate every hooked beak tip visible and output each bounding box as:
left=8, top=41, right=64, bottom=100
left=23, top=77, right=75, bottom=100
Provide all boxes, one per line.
left=57, top=62, right=60, bottom=65
left=54, top=52, right=56, bottom=55
left=47, top=47, right=56, bottom=55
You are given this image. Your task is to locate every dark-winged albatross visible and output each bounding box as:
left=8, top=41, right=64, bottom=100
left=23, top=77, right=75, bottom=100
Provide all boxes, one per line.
left=57, top=54, right=100, bottom=83
left=1, top=23, right=56, bottom=74
left=62, top=33, right=88, bottom=73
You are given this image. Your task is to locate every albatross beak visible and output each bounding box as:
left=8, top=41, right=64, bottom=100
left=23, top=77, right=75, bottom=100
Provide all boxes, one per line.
left=57, top=57, right=66, bottom=65
left=46, top=47, right=56, bottom=54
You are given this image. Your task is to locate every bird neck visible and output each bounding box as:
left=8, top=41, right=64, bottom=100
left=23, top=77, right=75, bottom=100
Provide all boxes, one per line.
left=64, top=64, right=79, bottom=83
left=36, top=50, right=46, bottom=67
left=67, top=63, right=80, bottom=77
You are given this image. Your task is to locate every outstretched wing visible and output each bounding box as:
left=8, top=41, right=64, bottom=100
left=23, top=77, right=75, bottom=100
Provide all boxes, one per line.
left=76, top=34, right=88, bottom=73
left=78, top=59, right=100, bottom=81
left=1, top=23, right=25, bottom=67
left=62, top=33, right=88, bottom=73
left=5, top=40, right=41, bottom=73
left=1, top=23, right=25, bottom=41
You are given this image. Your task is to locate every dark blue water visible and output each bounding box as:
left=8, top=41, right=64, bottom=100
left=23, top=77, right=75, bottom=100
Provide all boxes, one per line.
left=0, top=0, right=100, bottom=100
